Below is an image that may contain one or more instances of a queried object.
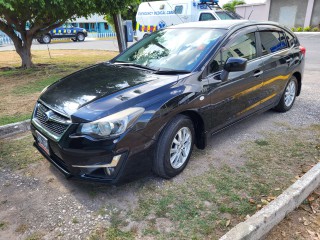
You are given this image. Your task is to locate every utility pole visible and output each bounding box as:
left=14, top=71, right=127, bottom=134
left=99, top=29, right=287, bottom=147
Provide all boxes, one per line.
left=112, top=13, right=127, bottom=53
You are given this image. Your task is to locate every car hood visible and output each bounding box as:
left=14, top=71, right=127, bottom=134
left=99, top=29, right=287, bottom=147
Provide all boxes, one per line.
left=40, top=63, right=182, bottom=121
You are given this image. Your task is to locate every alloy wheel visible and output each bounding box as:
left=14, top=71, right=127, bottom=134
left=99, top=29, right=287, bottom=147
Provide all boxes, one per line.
left=170, top=127, right=192, bottom=169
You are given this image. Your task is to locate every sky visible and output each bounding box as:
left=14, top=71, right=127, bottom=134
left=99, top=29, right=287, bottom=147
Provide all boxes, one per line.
left=218, top=0, right=266, bottom=6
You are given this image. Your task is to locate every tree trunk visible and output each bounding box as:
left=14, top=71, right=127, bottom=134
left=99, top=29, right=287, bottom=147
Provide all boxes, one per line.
left=18, top=44, right=33, bottom=68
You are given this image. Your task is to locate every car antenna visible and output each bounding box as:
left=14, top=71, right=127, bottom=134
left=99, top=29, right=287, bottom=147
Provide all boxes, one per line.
left=247, top=6, right=254, bottom=20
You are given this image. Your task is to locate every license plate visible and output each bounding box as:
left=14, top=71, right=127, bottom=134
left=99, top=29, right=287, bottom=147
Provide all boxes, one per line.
left=36, top=130, right=50, bottom=155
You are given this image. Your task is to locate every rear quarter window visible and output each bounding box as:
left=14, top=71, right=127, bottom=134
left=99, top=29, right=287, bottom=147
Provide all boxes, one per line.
left=284, top=30, right=297, bottom=47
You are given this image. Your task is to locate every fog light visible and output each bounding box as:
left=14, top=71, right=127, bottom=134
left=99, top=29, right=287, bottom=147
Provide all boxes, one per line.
left=72, top=154, right=122, bottom=168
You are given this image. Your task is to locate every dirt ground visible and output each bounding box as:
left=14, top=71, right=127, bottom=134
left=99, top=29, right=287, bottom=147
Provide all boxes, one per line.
left=267, top=187, right=320, bottom=240
left=0, top=35, right=319, bottom=240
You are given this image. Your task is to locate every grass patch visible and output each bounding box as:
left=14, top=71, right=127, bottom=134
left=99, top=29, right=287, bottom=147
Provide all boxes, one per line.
left=121, top=125, right=319, bottom=239
left=0, top=221, right=7, bottom=230
left=0, top=134, right=43, bottom=170
left=0, top=113, right=31, bottom=126
left=89, top=227, right=134, bottom=240
left=25, top=232, right=43, bottom=240
left=0, top=50, right=118, bottom=126
left=13, top=75, right=61, bottom=95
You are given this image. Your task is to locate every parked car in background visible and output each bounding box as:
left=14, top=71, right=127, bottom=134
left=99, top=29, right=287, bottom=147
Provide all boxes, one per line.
left=37, top=24, right=87, bottom=44
left=31, top=20, right=305, bottom=184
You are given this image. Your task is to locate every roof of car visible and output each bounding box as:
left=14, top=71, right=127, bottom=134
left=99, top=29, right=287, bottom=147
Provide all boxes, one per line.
left=168, top=20, right=281, bottom=30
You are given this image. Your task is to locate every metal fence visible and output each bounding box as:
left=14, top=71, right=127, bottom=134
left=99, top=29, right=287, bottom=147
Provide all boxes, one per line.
left=0, top=32, right=117, bottom=46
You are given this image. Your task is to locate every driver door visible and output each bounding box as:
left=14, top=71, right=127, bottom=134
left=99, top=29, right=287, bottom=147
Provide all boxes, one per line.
left=204, top=26, right=265, bottom=131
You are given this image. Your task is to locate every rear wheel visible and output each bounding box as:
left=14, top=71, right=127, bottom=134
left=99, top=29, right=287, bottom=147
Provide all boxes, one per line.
left=153, top=115, right=194, bottom=179
left=274, top=76, right=298, bottom=112
left=76, top=33, right=85, bottom=42
left=42, top=34, right=51, bottom=44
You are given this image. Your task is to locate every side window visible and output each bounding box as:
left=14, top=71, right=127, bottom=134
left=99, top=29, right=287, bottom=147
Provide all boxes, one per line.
left=174, top=5, right=183, bottom=14
left=260, top=31, right=288, bottom=55
left=199, top=13, right=216, bottom=21
left=209, top=32, right=256, bottom=73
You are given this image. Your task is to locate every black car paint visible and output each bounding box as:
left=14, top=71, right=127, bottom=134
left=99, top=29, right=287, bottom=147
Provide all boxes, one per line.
left=31, top=21, right=305, bottom=184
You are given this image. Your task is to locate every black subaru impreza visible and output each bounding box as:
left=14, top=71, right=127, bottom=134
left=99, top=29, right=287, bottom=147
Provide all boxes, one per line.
left=31, top=20, right=305, bottom=184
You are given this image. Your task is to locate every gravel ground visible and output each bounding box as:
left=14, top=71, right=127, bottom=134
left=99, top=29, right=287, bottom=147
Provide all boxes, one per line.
left=0, top=35, right=319, bottom=240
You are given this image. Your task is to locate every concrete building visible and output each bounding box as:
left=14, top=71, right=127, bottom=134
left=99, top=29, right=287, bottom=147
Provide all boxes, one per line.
left=236, top=0, right=320, bottom=28
left=71, top=14, right=113, bottom=33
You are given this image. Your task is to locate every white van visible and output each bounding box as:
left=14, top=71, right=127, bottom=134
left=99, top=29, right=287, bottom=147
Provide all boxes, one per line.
left=135, top=0, right=241, bottom=40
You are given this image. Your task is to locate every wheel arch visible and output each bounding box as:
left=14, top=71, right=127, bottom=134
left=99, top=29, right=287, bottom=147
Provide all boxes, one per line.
left=292, top=72, right=302, bottom=96
left=179, top=110, right=206, bottom=150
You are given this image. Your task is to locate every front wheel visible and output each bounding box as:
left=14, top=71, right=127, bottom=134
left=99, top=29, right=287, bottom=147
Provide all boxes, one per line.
left=153, top=115, right=195, bottom=179
left=274, top=76, right=298, bottom=112
left=76, top=33, right=85, bottom=42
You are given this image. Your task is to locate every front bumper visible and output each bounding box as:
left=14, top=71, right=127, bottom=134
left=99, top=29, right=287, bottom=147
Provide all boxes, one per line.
left=31, top=122, right=155, bottom=184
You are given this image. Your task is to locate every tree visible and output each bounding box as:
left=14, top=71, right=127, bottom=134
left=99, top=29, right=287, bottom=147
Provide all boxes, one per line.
left=223, top=0, right=246, bottom=12
left=0, top=0, right=138, bottom=68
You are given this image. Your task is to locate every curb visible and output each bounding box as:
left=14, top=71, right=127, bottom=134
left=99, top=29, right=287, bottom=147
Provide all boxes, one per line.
left=0, top=120, right=30, bottom=139
left=294, top=32, right=320, bottom=35
left=220, top=162, right=320, bottom=240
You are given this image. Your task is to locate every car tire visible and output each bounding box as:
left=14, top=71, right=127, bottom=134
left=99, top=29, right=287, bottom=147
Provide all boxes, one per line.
left=42, top=34, right=51, bottom=44
left=153, top=115, right=195, bottom=179
left=274, top=76, right=298, bottom=112
left=76, top=33, right=85, bottom=42
left=37, top=39, right=44, bottom=44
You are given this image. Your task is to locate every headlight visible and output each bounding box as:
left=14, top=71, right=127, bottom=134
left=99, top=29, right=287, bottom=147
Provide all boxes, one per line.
left=79, top=107, right=144, bottom=138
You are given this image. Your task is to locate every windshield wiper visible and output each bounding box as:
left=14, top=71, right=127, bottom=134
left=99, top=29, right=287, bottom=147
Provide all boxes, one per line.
left=113, top=61, right=157, bottom=71
left=155, top=69, right=192, bottom=75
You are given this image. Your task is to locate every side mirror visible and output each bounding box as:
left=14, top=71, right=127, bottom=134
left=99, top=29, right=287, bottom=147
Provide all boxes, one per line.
left=221, top=57, right=248, bottom=82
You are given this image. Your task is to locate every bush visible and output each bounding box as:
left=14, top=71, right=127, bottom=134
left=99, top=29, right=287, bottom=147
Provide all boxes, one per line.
left=304, top=26, right=311, bottom=32
left=312, top=27, right=319, bottom=32
left=291, top=27, right=296, bottom=32
left=296, top=27, right=303, bottom=32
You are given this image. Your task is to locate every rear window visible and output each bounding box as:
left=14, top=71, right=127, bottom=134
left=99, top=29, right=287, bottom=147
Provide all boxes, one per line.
left=259, top=31, right=288, bottom=55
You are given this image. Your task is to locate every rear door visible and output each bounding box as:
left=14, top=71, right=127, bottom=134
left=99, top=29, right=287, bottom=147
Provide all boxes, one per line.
left=257, top=26, right=292, bottom=108
left=204, top=26, right=265, bottom=131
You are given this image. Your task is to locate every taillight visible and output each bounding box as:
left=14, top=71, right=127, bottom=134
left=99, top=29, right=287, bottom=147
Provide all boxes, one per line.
left=299, top=46, right=306, bottom=56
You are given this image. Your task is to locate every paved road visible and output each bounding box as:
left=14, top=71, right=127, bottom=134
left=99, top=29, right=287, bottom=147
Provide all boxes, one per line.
left=0, top=38, right=121, bottom=52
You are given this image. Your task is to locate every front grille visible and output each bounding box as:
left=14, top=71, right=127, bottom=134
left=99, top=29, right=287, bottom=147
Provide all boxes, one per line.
left=35, top=103, right=71, bottom=137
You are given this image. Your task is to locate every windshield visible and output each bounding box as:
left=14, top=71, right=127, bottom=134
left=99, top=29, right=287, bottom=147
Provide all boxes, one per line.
left=114, top=28, right=226, bottom=72
left=216, top=11, right=241, bottom=20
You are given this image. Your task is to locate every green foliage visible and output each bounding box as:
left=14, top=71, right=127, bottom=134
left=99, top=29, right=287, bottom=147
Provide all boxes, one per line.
left=223, top=0, right=246, bottom=12
left=312, top=27, right=319, bottom=32
left=296, top=27, right=303, bottom=32
left=291, top=27, right=296, bottom=32
left=304, top=26, right=311, bottom=32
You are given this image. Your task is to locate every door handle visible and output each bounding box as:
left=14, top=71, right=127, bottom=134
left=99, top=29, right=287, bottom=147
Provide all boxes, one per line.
left=253, top=70, right=263, bottom=77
